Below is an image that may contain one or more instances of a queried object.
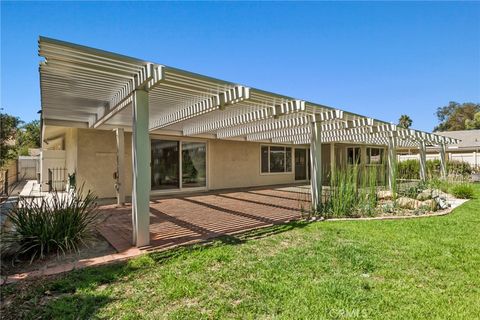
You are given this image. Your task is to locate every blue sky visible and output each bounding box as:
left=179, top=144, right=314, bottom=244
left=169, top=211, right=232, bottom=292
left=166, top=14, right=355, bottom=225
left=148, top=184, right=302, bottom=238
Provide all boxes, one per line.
left=1, top=1, right=479, bottom=132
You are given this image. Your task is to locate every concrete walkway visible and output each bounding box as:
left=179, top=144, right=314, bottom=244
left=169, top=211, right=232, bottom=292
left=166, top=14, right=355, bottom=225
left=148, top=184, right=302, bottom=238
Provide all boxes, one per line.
left=0, top=180, right=27, bottom=225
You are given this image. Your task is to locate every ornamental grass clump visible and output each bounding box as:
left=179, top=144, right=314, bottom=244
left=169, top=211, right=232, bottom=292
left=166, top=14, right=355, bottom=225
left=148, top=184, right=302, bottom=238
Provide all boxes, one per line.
left=450, top=183, right=475, bottom=199
left=1, top=188, right=99, bottom=263
left=321, top=166, right=380, bottom=218
left=358, top=166, right=379, bottom=216
left=326, top=166, right=358, bottom=217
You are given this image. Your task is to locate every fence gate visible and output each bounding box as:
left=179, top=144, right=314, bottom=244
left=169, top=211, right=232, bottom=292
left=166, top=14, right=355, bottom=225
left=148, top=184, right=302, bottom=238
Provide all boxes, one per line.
left=48, top=167, right=67, bottom=191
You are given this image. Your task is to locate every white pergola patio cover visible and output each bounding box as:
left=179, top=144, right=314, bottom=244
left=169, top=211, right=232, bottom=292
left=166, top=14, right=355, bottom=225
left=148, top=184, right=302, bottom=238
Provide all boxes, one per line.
left=39, top=37, right=460, bottom=247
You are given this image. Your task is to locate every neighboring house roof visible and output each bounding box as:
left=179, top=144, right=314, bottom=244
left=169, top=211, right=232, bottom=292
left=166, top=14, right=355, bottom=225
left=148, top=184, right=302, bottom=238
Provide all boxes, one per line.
left=435, top=130, right=480, bottom=150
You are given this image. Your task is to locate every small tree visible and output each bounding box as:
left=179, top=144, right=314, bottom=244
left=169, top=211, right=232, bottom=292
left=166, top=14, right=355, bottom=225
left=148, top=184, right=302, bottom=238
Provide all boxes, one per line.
left=17, top=120, right=41, bottom=155
left=398, top=114, right=413, bottom=129
left=0, top=112, right=22, bottom=168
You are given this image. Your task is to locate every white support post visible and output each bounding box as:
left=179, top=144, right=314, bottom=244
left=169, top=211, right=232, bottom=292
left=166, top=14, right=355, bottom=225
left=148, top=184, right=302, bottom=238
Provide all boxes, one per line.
left=360, top=145, right=367, bottom=168
left=310, top=116, right=322, bottom=210
left=387, top=136, right=397, bottom=191
left=132, top=89, right=150, bottom=247
left=419, top=140, right=427, bottom=182
left=439, top=142, right=447, bottom=179
left=115, top=128, right=125, bottom=206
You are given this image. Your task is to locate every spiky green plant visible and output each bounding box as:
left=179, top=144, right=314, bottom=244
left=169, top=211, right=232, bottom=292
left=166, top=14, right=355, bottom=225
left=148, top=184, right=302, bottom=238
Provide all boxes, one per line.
left=325, top=166, right=357, bottom=217
left=320, top=164, right=385, bottom=218
left=364, top=166, right=379, bottom=216
left=1, top=188, right=99, bottom=263
left=391, top=160, right=398, bottom=201
left=450, top=183, right=475, bottom=199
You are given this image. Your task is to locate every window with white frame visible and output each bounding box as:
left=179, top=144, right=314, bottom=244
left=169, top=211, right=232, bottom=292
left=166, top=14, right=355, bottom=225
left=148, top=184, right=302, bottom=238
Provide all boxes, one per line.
left=346, top=147, right=361, bottom=165
left=366, top=147, right=384, bottom=165
left=261, top=146, right=292, bottom=173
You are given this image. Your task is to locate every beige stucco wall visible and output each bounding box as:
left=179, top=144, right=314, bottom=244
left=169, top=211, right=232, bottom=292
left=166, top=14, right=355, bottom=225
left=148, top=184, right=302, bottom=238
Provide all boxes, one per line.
left=43, top=126, right=388, bottom=198
left=64, top=128, right=78, bottom=177
left=71, top=129, right=311, bottom=198
left=208, top=139, right=296, bottom=190
left=76, top=129, right=132, bottom=198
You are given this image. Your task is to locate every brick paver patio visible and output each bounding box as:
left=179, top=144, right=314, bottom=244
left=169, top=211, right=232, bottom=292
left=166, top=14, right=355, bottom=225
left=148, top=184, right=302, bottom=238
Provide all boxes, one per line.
left=97, top=185, right=311, bottom=252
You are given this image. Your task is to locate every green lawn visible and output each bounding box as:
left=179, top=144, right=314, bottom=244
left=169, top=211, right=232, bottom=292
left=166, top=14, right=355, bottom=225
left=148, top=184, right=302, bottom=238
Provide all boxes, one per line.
left=2, top=185, right=480, bottom=320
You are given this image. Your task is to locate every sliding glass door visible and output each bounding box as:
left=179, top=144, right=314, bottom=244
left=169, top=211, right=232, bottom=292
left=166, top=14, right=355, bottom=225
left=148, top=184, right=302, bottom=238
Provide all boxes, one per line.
left=151, top=139, right=207, bottom=191
left=151, top=140, right=180, bottom=190
left=182, top=142, right=206, bottom=188
left=295, top=148, right=307, bottom=180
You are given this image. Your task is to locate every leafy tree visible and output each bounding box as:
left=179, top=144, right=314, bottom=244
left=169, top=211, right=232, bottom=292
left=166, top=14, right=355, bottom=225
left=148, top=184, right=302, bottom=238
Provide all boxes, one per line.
left=434, top=101, right=480, bottom=131
left=0, top=112, right=22, bottom=167
left=465, top=112, right=480, bottom=130
left=17, top=120, right=41, bottom=155
left=398, top=114, right=413, bottom=129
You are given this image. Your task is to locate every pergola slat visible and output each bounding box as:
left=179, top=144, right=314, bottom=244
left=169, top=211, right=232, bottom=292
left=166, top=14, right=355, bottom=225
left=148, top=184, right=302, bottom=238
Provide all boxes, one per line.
left=39, top=36, right=462, bottom=148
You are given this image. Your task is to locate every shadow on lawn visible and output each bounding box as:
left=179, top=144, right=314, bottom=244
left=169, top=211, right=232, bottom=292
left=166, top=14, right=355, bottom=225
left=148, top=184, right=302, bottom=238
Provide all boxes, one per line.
left=149, top=220, right=309, bottom=261
left=1, top=220, right=310, bottom=319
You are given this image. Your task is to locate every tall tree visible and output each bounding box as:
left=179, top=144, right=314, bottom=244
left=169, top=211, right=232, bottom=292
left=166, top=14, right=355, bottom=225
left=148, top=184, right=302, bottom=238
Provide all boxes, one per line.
left=17, top=120, right=41, bottom=155
left=434, top=101, right=480, bottom=131
left=398, top=114, right=413, bottom=129
left=465, top=112, right=480, bottom=130
left=0, top=112, right=22, bottom=167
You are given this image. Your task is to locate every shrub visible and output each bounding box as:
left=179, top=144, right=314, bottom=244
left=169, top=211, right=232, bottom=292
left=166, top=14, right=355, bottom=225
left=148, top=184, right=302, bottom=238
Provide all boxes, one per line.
left=450, top=183, right=475, bottom=199
left=448, top=160, right=472, bottom=176
left=397, top=159, right=472, bottom=180
left=397, top=181, right=428, bottom=198
left=397, top=159, right=419, bottom=180
left=1, top=189, right=99, bottom=262
left=427, top=178, right=450, bottom=193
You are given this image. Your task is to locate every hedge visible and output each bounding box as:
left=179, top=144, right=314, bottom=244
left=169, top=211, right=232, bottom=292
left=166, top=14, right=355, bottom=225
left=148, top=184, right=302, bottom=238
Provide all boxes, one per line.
left=397, top=159, right=472, bottom=180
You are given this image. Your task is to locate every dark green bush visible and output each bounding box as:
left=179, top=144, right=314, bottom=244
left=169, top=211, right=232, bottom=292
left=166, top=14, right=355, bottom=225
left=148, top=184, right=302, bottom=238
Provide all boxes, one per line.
left=397, top=159, right=420, bottom=180
left=450, top=183, right=475, bottom=199
left=2, top=189, right=99, bottom=262
left=448, top=160, right=472, bottom=176
left=427, top=159, right=441, bottom=177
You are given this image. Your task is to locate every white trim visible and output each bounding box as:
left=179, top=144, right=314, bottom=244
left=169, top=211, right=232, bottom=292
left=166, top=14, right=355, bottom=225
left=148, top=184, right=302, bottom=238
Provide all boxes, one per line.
left=259, top=144, right=294, bottom=175
left=150, top=136, right=209, bottom=193
left=365, top=146, right=386, bottom=166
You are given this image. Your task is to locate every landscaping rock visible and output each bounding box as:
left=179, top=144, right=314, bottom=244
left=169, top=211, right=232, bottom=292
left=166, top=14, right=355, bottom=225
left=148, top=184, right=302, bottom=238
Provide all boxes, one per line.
left=434, top=196, right=450, bottom=210
left=396, top=197, right=422, bottom=210
left=416, top=189, right=433, bottom=201
left=377, top=190, right=393, bottom=200
left=432, top=189, right=448, bottom=199
left=421, top=199, right=438, bottom=211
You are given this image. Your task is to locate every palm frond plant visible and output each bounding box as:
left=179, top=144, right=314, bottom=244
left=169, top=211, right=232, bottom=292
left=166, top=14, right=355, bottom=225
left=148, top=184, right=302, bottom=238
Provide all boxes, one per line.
left=1, top=187, right=99, bottom=263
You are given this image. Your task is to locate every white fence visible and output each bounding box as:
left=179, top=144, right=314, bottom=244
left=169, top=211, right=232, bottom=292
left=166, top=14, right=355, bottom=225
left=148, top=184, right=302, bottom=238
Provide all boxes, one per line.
left=40, top=150, right=66, bottom=191
left=450, top=152, right=479, bottom=168
left=18, top=156, right=40, bottom=180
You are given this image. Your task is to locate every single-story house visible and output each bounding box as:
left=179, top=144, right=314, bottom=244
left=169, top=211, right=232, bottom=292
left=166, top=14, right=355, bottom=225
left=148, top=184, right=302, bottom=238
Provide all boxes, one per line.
left=38, top=37, right=459, bottom=246
left=398, top=130, right=480, bottom=168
